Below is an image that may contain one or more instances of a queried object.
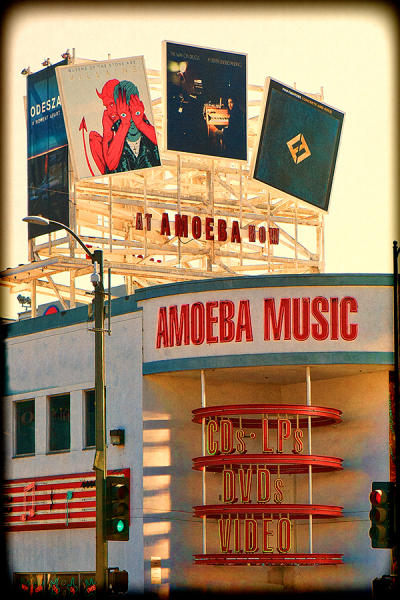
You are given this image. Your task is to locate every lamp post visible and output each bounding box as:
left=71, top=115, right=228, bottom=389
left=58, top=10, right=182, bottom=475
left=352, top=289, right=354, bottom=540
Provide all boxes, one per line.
left=23, top=216, right=108, bottom=595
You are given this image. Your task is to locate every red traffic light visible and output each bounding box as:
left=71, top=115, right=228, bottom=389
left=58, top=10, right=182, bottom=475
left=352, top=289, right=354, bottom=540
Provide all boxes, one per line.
left=370, top=489, right=387, bottom=506
left=369, top=481, right=395, bottom=549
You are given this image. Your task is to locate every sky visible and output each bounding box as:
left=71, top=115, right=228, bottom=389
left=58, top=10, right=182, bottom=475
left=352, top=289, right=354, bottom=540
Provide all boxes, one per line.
left=0, top=1, right=398, bottom=319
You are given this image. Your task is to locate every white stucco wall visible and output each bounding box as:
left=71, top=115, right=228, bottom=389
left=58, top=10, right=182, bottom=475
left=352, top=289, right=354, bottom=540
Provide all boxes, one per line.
left=5, top=310, right=144, bottom=593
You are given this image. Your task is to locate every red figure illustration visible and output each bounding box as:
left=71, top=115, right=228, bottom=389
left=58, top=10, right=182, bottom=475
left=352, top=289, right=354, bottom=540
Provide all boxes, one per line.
left=88, top=79, right=160, bottom=175
left=89, top=79, right=120, bottom=174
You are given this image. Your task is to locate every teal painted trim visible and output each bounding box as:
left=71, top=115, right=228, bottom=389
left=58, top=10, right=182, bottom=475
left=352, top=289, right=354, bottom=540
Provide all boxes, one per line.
left=4, top=382, right=79, bottom=398
left=4, top=272, right=393, bottom=339
left=135, top=273, right=393, bottom=303
left=5, top=295, right=139, bottom=339
left=108, top=295, right=140, bottom=317
left=143, top=351, right=394, bottom=374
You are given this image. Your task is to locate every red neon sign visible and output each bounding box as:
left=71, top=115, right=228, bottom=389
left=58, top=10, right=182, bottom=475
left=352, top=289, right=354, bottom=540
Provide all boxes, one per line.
left=156, top=296, right=358, bottom=349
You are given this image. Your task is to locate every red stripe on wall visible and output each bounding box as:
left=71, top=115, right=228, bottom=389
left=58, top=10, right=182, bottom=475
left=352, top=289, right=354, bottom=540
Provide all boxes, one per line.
left=4, top=468, right=129, bottom=532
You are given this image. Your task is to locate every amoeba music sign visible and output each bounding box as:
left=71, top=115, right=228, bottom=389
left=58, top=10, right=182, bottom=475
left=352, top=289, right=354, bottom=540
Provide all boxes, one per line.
left=138, top=275, right=394, bottom=373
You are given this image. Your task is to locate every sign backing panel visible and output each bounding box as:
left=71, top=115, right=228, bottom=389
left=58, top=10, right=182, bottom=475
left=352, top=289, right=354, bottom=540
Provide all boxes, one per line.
left=250, top=78, right=344, bottom=212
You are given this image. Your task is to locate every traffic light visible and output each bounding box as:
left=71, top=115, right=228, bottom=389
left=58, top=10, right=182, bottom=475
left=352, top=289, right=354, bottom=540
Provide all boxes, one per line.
left=105, top=475, right=130, bottom=541
left=108, top=569, right=128, bottom=594
left=369, top=481, right=395, bottom=548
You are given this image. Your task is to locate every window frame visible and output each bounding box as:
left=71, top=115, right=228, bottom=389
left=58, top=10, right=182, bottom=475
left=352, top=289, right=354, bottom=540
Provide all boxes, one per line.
left=84, top=389, right=96, bottom=449
left=48, top=392, right=71, bottom=454
left=14, top=398, right=35, bottom=457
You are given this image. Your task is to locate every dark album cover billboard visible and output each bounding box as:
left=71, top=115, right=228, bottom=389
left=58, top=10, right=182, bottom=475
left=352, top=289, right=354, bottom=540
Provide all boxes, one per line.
left=164, top=41, right=247, bottom=161
left=251, top=78, right=344, bottom=211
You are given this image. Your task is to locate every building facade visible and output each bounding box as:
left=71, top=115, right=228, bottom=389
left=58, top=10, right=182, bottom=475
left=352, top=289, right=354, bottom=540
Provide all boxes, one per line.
left=3, top=273, right=394, bottom=596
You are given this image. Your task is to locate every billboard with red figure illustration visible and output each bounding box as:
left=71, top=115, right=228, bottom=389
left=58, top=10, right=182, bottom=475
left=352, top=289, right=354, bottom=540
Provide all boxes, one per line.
left=56, top=56, right=161, bottom=180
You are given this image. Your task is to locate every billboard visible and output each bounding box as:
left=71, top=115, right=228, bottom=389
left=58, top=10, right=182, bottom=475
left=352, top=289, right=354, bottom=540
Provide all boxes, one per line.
left=56, top=56, right=161, bottom=180
left=27, top=59, right=68, bottom=158
left=163, top=41, right=247, bottom=161
left=28, top=147, right=69, bottom=239
left=250, top=78, right=344, bottom=212
left=26, top=60, right=69, bottom=239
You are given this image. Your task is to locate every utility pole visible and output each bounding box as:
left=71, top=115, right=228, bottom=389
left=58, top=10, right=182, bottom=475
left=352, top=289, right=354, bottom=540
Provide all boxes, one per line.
left=93, top=249, right=108, bottom=596
left=22, top=218, right=110, bottom=595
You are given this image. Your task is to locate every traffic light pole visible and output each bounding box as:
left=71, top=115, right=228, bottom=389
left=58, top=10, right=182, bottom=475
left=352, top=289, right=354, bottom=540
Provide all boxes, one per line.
left=93, top=249, right=108, bottom=596
left=21, top=219, right=110, bottom=595
left=393, top=241, right=400, bottom=582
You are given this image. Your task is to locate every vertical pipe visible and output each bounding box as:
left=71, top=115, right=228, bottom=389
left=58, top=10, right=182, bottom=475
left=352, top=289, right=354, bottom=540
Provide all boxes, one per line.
left=69, top=176, right=76, bottom=308
left=206, top=162, right=214, bottom=271
left=320, top=214, right=325, bottom=272
left=31, top=280, right=37, bottom=318
left=266, top=191, right=271, bottom=272
left=201, top=369, right=206, bottom=554
left=109, top=177, right=113, bottom=254
left=306, top=366, right=313, bottom=554
left=144, top=174, right=148, bottom=259
left=28, top=238, right=34, bottom=263
left=239, top=165, right=243, bottom=266
left=295, top=200, right=299, bottom=270
left=70, top=270, right=76, bottom=309
left=177, top=155, right=181, bottom=267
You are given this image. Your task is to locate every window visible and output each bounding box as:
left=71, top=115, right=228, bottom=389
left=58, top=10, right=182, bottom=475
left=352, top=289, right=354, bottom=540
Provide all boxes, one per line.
left=150, top=557, right=162, bottom=584
left=85, top=390, right=95, bottom=448
left=15, top=400, right=35, bottom=455
left=49, top=394, right=70, bottom=452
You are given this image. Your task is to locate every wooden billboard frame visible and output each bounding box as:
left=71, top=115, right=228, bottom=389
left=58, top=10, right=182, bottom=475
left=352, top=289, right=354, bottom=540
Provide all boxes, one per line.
left=1, top=61, right=326, bottom=318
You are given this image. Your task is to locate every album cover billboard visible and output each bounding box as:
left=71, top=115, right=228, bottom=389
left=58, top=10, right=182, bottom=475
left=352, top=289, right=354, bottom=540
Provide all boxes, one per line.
left=27, top=147, right=69, bottom=239
left=163, top=41, right=247, bottom=161
left=27, top=59, right=68, bottom=159
left=26, top=60, right=69, bottom=239
left=56, top=56, right=161, bottom=180
left=250, top=78, right=344, bottom=212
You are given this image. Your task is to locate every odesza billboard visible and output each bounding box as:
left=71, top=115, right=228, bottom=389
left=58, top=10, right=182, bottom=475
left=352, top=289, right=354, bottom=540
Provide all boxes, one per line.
left=250, top=78, right=344, bottom=212
left=26, top=60, right=69, bottom=239
left=164, top=41, right=247, bottom=161
left=56, top=56, right=161, bottom=180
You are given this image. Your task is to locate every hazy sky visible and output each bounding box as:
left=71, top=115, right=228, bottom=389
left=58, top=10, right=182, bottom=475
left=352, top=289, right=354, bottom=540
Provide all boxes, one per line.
left=1, top=2, right=397, bottom=318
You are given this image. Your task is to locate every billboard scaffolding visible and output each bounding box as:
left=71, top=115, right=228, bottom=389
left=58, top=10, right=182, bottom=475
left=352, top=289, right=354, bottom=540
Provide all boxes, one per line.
left=1, top=56, right=327, bottom=317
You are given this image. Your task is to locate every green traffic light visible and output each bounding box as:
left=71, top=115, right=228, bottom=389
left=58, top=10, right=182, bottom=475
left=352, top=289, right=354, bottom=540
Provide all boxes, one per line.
left=106, top=475, right=129, bottom=541
left=116, top=519, right=125, bottom=533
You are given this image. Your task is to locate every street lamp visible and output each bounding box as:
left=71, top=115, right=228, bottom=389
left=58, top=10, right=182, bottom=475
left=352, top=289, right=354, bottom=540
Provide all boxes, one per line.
left=23, top=216, right=108, bottom=595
